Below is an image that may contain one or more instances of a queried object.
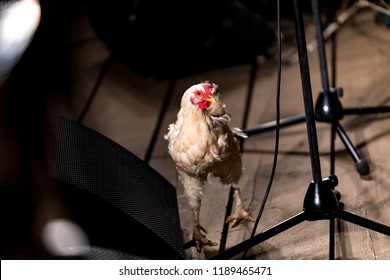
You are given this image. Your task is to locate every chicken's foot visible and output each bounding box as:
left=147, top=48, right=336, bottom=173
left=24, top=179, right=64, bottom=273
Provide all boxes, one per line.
left=225, top=188, right=255, bottom=227
left=192, top=209, right=217, bottom=252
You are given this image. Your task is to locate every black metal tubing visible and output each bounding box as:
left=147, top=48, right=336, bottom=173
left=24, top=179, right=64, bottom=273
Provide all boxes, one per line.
left=243, top=114, right=306, bottom=136
left=144, top=78, right=176, bottom=164
left=211, top=212, right=307, bottom=260
left=335, top=123, right=361, bottom=163
left=241, top=60, right=259, bottom=132
left=329, top=215, right=335, bottom=260
left=330, top=124, right=336, bottom=175
left=294, top=0, right=323, bottom=183
left=240, top=60, right=259, bottom=151
left=334, top=209, right=390, bottom=236
left=312, top=0, right=330, bottom=93
left=78, top=56, right=114, bottom=123
left=218, top=186, right=235, bottom=253
left=343, top=106, right=390, bottom=115
left=335, top=123, right=370, bottom=175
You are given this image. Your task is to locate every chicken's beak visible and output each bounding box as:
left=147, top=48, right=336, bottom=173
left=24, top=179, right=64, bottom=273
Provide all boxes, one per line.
left=206, top=96, right=216, bottom=103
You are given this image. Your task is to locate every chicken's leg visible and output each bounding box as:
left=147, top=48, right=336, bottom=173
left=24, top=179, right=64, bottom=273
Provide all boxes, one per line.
left=192, top=208, right=217, bottom=252
left=225, top=188, right=255, bottom=227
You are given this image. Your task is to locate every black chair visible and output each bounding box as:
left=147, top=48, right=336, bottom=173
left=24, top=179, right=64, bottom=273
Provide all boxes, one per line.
left=46, top=113, right=184, bottom=259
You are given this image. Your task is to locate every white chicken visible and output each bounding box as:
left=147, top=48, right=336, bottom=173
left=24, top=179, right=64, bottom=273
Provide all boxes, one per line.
left=164, top=81, right=254, bottom=252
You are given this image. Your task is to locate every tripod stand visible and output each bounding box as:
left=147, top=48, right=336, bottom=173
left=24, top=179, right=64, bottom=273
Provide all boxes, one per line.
left=211, top=0, right=390, bottom=260
left=242, top=0, right=390, bottom=176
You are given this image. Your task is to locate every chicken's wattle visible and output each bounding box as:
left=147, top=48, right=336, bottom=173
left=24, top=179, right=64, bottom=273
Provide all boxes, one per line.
left=198, top=100, right=213, bottom=110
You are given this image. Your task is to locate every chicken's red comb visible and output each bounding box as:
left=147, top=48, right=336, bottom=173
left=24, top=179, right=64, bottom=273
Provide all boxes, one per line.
left=202, top=83, right=214, bottom=97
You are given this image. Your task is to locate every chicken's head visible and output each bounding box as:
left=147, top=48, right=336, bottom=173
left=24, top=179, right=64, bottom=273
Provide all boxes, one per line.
left=188, top=82, right=217, bottom=110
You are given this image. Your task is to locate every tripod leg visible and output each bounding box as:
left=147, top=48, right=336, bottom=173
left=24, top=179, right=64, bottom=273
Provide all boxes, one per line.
left=334, top=209, right=390, bottom=236
left=343, top=106, right=390, bottom=115
left=330, top=123, right=336, bottom=175
left=243, top=114, right=306, bottom=136
left=144, top=78, right=176, bottom=163
left=329, top=214, right=335, bottom=260
left=78, top=56, right=114, bottom=123
left=218, top=186, right=234, bottom=253
left=335, top=123, right=369, bottom=175
left=211, top=212, right=307, bottom=259
left=240, top=60, right=258, bottom=151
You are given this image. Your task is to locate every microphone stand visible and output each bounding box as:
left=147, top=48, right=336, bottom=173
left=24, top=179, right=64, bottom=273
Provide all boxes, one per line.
left=212, top=0, right=390, bottom=260
left=243, top=0, right=390, bottom=176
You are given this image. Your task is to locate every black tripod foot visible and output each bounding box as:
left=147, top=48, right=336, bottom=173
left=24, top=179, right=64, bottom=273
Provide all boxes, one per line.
left=356, top=159, right=370, bottom=176
left=335, top=123, right=370, bottom=176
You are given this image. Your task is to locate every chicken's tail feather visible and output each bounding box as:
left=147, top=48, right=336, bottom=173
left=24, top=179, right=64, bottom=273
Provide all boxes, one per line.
left=232, top=127, right=248, bottom=139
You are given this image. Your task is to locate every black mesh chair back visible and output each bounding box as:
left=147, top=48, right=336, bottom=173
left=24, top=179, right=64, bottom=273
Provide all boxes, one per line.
left=46, top=113, right=184, bottom=259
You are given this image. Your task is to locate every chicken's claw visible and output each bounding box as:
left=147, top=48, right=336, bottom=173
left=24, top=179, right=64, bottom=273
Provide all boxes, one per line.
left=225, top=207, right=255, bottom=227
left=193, top=224, right=218, bottom=252
left=194, top=238, right=218, bottom=253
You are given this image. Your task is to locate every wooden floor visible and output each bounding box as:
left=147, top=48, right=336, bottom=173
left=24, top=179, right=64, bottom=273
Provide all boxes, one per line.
left=52, top=7, right=390, bottom=260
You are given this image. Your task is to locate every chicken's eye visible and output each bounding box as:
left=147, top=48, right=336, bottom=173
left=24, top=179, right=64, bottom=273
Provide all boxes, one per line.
left=196, top=91, right=201, bottom=96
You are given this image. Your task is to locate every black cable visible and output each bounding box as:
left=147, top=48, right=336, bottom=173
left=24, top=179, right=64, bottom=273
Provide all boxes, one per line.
left=77, top=55, right=114, bottom=123
left=241, top=0, right=282, bottom=259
